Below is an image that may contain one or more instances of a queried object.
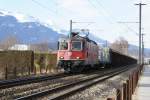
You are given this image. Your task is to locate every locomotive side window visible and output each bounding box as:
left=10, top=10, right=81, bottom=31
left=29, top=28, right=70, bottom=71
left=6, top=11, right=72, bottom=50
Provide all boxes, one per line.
left=59, top=42, right=68, bottom=50
left=72, top=41, right=82, bottom=51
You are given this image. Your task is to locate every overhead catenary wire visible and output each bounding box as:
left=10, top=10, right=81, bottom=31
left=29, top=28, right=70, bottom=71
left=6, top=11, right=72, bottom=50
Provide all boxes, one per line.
left=30, top=0, right=69, bottom=30
left=87, top=0, right=127, bottom=38
left=87, top=0, right=114, bottom=24
left=98, top=0, right=139, bottom=36
left=31, top=0, right=141, bottom=38
left=31, top=0, right=88, bottom=31
left=117, top=22, right=139, bottom=36
left=89, top=0, right=139, bottom=36
left=31, top=0, right=56, bottom=14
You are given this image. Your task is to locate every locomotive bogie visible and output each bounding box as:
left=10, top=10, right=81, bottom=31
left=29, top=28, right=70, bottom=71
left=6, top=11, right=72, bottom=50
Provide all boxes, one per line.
left=57, top=60, right=85, bottom=73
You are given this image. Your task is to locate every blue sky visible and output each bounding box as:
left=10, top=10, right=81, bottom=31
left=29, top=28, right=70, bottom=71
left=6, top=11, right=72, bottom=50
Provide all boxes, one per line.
left=0, top=0, right=150, bottom=48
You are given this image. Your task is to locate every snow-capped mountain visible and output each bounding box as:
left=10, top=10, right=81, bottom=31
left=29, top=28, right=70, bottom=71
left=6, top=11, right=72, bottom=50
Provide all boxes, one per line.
left=0, top=10, right=59, bottom=46
left=0, top=10, right=150, bottom=57
left=0, top=9, right=39, bottom=22
left=0, top=10, right=107, bottom=50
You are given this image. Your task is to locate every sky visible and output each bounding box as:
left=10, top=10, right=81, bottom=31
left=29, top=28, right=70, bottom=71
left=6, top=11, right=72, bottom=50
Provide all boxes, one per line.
left=0, top=0, right=150, bottom=48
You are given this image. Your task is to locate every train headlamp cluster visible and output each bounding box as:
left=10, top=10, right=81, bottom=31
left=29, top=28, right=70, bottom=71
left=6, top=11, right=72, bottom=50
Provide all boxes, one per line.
left=59, top=56, right=80, bottom=59
left=76, top=57, right=80, bottom=59
left=60, top=56, right=64, bottom=59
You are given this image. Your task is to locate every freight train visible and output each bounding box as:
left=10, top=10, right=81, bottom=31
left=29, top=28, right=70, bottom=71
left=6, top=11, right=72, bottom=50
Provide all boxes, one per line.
left=57, top=32, right=137, bottom=73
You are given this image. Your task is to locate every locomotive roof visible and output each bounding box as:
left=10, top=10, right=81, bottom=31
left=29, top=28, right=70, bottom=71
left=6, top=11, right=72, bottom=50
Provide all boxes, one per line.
left=59, top=35, right=97, bottom=45
left=85, top=37, right=97, bottom=45
left=72, top=35, right=97, bottom=45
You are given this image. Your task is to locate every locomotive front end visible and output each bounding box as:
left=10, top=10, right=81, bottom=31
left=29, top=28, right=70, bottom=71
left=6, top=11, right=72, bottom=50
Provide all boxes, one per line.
left=57, top=37, right=85, bottom=73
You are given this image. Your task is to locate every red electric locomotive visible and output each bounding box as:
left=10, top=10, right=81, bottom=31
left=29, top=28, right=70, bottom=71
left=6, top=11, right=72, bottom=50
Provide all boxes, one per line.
left=57, top=32, right=99, bottom=73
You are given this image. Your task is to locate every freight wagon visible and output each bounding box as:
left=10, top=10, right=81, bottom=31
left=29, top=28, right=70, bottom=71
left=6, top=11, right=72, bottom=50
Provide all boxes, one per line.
left=99, top=47, right=137, bottom=67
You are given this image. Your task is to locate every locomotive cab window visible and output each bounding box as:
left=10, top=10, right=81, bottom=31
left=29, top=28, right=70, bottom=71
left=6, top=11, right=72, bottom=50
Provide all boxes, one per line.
left=59, top=42, right=68, bottom=50
left=71, top=41, right=82, bottom=51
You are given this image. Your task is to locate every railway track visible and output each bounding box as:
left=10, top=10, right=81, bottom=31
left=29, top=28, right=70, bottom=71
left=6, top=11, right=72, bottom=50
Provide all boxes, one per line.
left=0, top=68, right=106, bottom=99
left=0, top=72, right=68, bottom=89
left=0, top=68, right=103, bottom=90
left=15, top=64, right=136, bottom=100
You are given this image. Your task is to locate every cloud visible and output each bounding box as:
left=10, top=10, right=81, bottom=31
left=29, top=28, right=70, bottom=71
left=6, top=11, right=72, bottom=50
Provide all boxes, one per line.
left=56, top=0, right=99, bottom=18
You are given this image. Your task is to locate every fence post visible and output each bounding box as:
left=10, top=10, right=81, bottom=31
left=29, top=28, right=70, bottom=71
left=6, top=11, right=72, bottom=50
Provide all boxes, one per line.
left=107, top=98, right=115, bottom=100
left=14, top=67, right=17, bottom=78
left=21, top=66, right=24, bottom=76
left=130, top=74, right=132, bottom=96
left=117, top=89, right=122, bottom=100
left=5, top=66, right=8, bottom=80
left=129, top=75, right=132, bottom=100
left=132, top=72, right=135, bottom=93
left=123, top=83, right=127, bottom=100
left=28, top=65, right=31, bottom=75
left=126, top=80, right=130, bottom=100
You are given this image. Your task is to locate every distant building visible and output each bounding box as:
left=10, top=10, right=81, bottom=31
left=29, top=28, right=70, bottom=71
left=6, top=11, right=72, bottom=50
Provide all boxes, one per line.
left=8, top=44, right=30, bottom=50
left=144, top=58, right=150, bottom=64
left=0, top=49, right=3, bottom=51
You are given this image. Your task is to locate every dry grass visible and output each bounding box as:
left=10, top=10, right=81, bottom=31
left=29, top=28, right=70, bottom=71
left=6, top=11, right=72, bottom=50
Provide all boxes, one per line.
left=0, top=51, right=58, bottom=80
left=34, top=52, right=57, bottom=74
left=0, top=50, right=34, bottom=80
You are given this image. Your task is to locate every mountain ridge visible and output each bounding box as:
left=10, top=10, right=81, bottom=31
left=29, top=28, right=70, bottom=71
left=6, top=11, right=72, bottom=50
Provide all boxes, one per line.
left=0, top=10, right=149, bottom=58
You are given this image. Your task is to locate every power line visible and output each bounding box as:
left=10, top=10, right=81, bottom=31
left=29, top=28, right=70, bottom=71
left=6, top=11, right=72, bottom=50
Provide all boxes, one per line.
left=30, top=0, right=68, bottom=30
left=31, top=0, right=91, bottom=31
left=95, top=0, right=113, bottom=18
left=88, top=0, right=139, bottom=37
left=87, top=0, right=114, bottom=24
left=96, top=0, right=140, bottom=36
left=117, top=22, right=139, bottom=36
left=87, top=0, right=129, bottom=38
left=118, top=21, right=139, bottom=23
left=31, top=0, right=56, bottom=14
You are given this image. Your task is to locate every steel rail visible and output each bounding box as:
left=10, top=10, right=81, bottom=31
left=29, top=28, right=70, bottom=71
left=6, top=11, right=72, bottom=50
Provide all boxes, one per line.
left=0, top=73, right=68, bottom=89
left=16, top=64, right=137, bottom=100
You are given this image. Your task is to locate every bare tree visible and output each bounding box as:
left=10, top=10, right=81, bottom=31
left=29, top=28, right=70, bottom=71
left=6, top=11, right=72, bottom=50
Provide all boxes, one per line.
left=0, top=35, right=19, bottom=50
left=30, top=41, right=49, bottom=52
left=110, top=37, right=128, bottom=54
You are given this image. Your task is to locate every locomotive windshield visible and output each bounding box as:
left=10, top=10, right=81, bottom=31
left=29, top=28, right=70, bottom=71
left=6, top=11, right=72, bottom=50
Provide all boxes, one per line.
left=72, top=41, right=82, bottom=51
left=59, top=42, right=68, bottom=50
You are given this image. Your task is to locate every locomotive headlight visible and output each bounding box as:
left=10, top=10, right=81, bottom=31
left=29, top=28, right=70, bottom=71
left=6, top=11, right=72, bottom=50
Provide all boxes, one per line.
left=60, top=56, right=64, bottom=59
left=76, top=57, right=80, bottom=59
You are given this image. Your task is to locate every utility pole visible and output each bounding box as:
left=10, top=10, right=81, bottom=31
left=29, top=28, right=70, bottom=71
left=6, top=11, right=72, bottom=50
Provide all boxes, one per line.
left=142, top=34, right=144, bottom=64
left=70, top=20, right=72, bottom=38
left=135, top=3, right=146, bottom=64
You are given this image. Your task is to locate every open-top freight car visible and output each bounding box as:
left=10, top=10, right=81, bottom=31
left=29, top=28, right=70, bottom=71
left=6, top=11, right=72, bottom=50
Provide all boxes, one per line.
left=99, top=47, right=137, bottom=67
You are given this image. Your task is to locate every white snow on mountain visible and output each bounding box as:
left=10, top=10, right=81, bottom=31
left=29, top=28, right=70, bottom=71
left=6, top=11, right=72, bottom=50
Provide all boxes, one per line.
left=0, top=9, right=38, bottom=22
left=0, top=9, right=67, bottom=36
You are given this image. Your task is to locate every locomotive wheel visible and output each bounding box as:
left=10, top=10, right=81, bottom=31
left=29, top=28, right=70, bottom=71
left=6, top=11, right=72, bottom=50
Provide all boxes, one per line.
left=64, top=67, right=71, bottom=74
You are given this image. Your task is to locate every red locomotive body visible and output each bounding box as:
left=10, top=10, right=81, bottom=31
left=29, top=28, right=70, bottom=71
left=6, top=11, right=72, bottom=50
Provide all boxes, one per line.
left=57, top=33, right=99, bottom=73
